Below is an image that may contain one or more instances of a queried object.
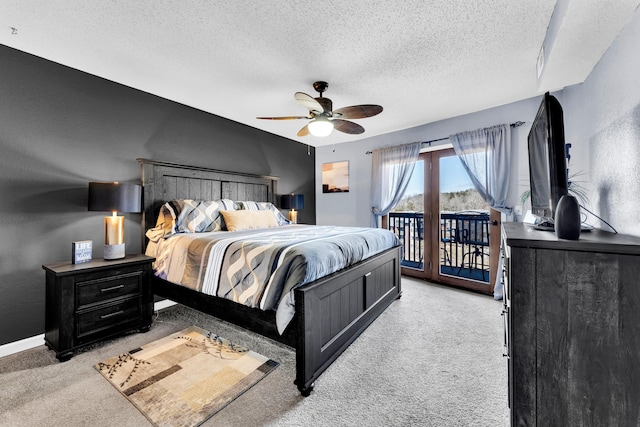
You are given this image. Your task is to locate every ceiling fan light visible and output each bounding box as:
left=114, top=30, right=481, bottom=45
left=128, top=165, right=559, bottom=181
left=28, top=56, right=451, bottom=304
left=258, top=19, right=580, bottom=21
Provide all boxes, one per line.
left=308, top=117, right=334, bottom=137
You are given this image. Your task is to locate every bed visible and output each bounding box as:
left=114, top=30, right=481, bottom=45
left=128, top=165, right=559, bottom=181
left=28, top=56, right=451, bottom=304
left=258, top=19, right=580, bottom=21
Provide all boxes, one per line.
left=138, top=158, right=402, bottom=395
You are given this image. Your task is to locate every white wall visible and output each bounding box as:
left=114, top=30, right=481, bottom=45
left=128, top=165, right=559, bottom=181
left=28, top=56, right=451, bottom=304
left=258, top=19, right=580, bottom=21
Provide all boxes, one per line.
left=562, top=8, right=640, bottom=236
left=316, top=96, right=544, bottom=227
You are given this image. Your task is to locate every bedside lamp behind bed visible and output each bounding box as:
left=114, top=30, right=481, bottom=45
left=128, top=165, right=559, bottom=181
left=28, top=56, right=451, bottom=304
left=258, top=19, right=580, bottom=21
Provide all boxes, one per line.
left=281, top=193, right=304, bottom=224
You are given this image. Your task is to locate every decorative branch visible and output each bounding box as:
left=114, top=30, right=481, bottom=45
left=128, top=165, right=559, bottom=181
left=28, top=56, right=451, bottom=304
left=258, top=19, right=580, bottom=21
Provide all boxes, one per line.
left=97, top=353, right=151, bottom=388
left=175, top=333, right=248, bottom=360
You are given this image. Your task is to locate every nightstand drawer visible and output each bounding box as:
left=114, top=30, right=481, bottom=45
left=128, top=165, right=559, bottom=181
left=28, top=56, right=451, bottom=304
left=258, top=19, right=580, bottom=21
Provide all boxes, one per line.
left=77, top=272, right=142, bottom=307
left=76, top=297, right=141, bottom=338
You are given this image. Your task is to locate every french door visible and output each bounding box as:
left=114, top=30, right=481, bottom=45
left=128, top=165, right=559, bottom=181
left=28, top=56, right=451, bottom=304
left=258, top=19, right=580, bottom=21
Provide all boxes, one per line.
left=388, top=148, right=499, bottom=294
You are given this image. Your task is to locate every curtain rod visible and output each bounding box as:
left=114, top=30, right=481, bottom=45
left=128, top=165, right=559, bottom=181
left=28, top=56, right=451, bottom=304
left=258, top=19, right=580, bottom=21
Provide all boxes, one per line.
left=365, top=121, right=525, bottom=154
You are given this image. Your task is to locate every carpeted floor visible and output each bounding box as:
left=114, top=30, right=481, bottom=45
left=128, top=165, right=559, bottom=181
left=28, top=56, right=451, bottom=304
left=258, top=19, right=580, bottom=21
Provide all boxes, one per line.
left=0, top=277, right=509, bottom=426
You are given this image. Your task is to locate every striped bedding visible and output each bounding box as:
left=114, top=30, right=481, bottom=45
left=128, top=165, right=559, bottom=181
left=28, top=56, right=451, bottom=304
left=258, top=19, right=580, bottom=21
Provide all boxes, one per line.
left=146, top=225, right=401, bottom=333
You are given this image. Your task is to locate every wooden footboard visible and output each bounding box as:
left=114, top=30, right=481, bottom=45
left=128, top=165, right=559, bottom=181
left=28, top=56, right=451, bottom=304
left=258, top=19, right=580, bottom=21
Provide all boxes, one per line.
left=151, top=246, right=401, bottom=396
left=294, top=246, right=401, bottom=395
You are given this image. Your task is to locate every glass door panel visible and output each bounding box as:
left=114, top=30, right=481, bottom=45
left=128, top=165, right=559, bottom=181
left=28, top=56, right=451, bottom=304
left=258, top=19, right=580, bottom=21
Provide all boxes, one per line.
left=434, top=151, right=492, bottom=292
left=387, top=148, right=496, bottom=294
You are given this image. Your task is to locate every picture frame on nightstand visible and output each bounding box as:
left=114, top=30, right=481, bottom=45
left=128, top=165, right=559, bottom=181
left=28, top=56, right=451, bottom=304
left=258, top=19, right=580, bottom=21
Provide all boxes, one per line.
left=72, top=240, right=92, bottom=264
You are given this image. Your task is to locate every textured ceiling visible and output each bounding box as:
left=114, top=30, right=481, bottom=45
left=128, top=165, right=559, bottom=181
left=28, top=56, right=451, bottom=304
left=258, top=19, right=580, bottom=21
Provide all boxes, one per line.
left=1, top=1, right=639, bottom=147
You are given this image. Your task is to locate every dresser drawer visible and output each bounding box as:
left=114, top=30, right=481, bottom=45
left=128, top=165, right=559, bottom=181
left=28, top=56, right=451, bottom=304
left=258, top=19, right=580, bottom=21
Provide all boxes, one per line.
left=76, top=272, right=142, bottom=307
left=76, top=297, right=141, bottom=338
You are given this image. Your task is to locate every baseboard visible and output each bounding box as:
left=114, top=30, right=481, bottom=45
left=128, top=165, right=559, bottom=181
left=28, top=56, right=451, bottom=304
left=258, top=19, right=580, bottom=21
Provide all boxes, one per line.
left=154, top=299, right=177, bottom=311
left=0, top=299, right=178, bottom=358
left=0, top=334, right=45, bottom=358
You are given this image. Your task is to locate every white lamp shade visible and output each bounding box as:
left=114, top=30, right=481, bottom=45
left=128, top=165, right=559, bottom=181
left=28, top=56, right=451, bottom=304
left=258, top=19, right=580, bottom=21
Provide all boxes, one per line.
left=308, top=118, right=334, bottom=137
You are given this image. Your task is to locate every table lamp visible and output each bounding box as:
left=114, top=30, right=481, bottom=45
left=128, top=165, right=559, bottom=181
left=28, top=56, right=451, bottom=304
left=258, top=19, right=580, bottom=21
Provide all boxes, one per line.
left=88, top=182, right=142, bottom=260
left=281, top=193, right=304, bottom=224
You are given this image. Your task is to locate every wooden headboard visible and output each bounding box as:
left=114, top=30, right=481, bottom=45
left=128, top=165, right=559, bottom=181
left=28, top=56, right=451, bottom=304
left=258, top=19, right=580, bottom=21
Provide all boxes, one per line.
left=137, top=159, right=279, bottom=247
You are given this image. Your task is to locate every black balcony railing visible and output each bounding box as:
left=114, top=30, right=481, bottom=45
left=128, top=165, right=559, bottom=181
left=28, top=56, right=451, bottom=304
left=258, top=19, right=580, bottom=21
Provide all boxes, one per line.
left=389, top=211, right=490, bottom=283
left=440, top=211, right=490, bottom=282
left=388, top=212, right=424, bottom=269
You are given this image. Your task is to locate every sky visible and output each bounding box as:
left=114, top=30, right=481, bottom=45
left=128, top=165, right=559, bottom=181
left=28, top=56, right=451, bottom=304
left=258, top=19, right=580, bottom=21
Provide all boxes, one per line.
left=405, top=156, right=474, bottom=196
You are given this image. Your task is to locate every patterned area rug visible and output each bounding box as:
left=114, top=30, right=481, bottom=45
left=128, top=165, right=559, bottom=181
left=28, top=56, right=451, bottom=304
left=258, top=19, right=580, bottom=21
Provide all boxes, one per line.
left=95, top=326, right=279, bottom=427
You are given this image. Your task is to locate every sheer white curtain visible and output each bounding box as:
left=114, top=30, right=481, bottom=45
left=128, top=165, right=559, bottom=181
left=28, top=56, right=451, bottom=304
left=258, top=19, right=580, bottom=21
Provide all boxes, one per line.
left=370, top=141, right=422, bottom=227
left=449, top=124, right=511, bottom=299
left=449, top=124, right=512, bottom=213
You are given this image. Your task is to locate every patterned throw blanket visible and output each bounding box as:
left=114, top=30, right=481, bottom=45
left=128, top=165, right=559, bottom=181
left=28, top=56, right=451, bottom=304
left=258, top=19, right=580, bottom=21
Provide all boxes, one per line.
left=150, top=225, right=401, bottom=333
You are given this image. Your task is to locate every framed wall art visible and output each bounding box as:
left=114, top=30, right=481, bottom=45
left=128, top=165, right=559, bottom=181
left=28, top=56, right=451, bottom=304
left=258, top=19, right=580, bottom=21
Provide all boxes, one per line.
left=322, top=161, right=349, bottom=193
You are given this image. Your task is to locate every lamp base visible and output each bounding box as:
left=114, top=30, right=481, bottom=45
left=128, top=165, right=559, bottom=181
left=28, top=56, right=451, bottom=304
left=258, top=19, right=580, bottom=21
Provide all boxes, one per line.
left=104, top=243, right=125, bottom=260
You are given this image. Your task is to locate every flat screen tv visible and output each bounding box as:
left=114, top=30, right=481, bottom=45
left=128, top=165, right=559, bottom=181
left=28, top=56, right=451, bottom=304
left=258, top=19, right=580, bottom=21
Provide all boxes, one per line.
left=527, top=92, right=568, bottom=223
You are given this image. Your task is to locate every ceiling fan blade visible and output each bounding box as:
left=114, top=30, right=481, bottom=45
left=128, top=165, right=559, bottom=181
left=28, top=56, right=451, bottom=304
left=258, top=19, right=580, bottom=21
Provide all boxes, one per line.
left=295, top=92, right=324, bottom=114
left=256, top=116, right=310, bottom=120
left=332, top=119, right=365, bottom=135
left=332, top=105, right=383, bottom=119
left=297, top=124, right=310, bottom=137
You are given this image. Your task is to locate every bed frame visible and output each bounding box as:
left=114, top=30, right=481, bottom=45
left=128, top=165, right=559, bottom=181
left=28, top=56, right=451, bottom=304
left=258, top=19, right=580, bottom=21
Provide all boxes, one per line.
left=137, top=158, right=402, bottom=395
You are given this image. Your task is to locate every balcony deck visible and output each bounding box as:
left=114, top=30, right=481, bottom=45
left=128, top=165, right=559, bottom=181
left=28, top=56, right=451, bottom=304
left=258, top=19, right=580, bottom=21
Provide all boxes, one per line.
left=389, top=211, right=490, bottom=283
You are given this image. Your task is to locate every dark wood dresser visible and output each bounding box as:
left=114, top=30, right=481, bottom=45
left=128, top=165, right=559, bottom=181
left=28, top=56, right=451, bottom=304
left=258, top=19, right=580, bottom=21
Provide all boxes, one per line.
left=42, top=254, right=154, bottom=361
left=501, top=222, right=640, bottom=426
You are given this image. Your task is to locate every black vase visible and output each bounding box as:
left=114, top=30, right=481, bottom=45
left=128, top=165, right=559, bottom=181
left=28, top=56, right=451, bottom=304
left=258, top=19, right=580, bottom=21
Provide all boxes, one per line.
left=555, top=195, right=581, bottom=240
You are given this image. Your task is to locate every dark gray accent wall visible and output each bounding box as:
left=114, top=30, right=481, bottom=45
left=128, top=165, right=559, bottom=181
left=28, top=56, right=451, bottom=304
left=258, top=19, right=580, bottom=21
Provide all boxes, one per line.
left=0, top=45, right=315, bottom=346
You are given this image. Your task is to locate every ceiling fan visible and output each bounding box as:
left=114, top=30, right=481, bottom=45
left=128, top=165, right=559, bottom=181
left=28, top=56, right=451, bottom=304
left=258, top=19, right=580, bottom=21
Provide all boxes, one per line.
left=257, top=81, right=383, bottom=137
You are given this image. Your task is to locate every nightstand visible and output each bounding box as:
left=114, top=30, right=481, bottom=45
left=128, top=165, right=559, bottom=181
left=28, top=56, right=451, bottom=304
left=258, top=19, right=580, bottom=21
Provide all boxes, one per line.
left=42, top=254, right=155, bottom=361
